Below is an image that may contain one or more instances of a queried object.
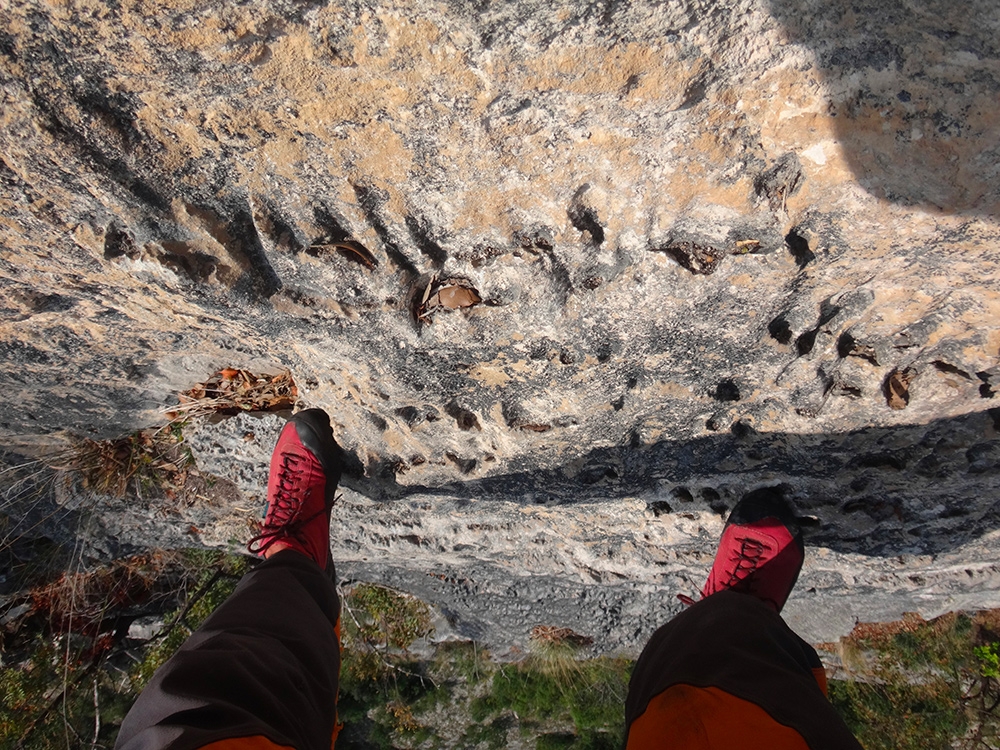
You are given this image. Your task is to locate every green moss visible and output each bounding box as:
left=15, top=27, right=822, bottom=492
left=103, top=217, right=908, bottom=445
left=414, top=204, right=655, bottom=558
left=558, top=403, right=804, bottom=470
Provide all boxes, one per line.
left=538, top=732, right=578, bottom=749
left=346, top=583, right=433, bottom=651
left=976, top=642, right=1000, bottom=679
left=469, top=654, right=627, bottom=745
left=460, top=715, right=512, bottom=749
left=829, top=612, right=1000, bottom=749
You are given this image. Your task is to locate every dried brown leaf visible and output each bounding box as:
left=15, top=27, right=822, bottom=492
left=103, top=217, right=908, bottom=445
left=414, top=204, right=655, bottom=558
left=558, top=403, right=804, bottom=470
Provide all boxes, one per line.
left=437, top=285, right=482, bottom=309
left=886, top=367, right=917, bottom=410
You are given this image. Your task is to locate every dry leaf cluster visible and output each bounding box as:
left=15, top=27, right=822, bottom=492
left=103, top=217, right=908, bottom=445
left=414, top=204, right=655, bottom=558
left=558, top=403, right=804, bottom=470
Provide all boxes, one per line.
left=529, top=625, right=594, bottom=648
left=659, top=241, right=729, bottom=275
left=167, top=368, right=298, bottom=419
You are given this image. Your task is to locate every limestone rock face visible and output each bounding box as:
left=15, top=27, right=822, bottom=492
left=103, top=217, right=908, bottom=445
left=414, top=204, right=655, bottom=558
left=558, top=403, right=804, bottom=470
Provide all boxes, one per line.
left=2, top=0, right=1000, bottom=645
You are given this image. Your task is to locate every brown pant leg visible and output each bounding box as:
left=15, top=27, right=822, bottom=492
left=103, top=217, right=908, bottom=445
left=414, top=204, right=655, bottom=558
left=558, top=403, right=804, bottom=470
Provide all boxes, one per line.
left=624, top=590, right=861, bottom=750
left=116, top=550, right=341, bottom=750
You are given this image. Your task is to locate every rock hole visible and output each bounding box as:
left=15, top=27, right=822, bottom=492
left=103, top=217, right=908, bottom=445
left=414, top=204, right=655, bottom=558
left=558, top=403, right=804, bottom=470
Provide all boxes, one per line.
left=529, top=342, right=550, bottom=361
left=567, top=188, right=605, bottom=245
left=228, top=208, right=282, bottom=298
left=709, top=498, right=730, bottom=516
left=731, top=420, right=755, bottom=439
left=679, top=77, right=707, bottom=109
left=713, top=378, right=741, bottom=402
left=768, top=316, right=793, bottom=345
left=784, top=228, right=815, bottom=267
left=706, top=414, right=726, bottom=432
left=795, top=329, right=817, bottom=356
left=103, top=222, right=138, bottom=259
left=836, top=331, right=855, bottom=358
left=657, top=241, right=727, bottom=275
left=884, top=367, right=917, bottom=410
left=977, top=371, right=997, bottom=399
left=445, top=452, right=477, bottom=474
left=366, top=412, right=388, bottom=432
left=837, top=332, right=879, bottom=364
left=155, top=241, right=219, bottom=284
left=933, top=360, right=973, bottom=379
left=647, top=500, right=672, bottom=517
left=445, top=402, right=481, bottom=431
left=670, top=487, right=693, bottom=503
left=514, top=226, right=554, bottom=251
left=312, top=204, right=352, bottom=243
left=578, top=465, right=619, bottom=485
left=394, top=406, right=424, bottom=426
left=938, top=506, right=967, bottom=519
left=353, top=183, right=418, bottom=276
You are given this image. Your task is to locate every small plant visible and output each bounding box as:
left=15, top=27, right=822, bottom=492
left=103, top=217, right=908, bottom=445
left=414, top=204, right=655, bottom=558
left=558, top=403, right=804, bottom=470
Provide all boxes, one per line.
left=470, top=653, right=629, bottom=746
left=51, top=427, right=193, bottom=499
left=335, top=583, right=437, bottom=749
left=344, top=583, right=433, bottom=653
left=975, top=642, right=1000, bottom=679
left=829, top=612, right=1000, bottom=750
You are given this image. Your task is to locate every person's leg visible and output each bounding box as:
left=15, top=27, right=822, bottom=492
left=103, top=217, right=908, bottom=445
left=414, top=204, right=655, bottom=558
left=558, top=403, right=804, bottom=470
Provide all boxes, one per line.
left=116, top=409, right=345, bottom=750
left=623, top=489, right=862, bottom=750
left=116, top=551, right=341, bottom=750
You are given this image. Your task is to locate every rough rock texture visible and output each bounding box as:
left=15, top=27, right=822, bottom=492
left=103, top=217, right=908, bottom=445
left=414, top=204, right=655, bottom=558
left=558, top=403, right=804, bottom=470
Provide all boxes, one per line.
left=2, top=0, right=1000, bottom=651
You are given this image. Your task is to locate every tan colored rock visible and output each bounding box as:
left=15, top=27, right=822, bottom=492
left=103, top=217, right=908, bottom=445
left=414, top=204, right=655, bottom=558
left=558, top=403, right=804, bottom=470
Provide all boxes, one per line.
left=1, top=0, right=1000, bottom=637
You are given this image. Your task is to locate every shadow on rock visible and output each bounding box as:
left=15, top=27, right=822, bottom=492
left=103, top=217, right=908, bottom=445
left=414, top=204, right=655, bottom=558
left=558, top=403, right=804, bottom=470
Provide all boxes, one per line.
left=765, top=0, right=1000, bottom=216
left=349, top=407, right=1000, bottom=558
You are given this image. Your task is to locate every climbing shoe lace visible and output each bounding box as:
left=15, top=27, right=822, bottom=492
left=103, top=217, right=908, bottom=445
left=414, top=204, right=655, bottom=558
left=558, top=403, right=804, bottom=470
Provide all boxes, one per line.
left=697, top=488, right=805, bottom=612
left=247, top=408, right=343, bottom=568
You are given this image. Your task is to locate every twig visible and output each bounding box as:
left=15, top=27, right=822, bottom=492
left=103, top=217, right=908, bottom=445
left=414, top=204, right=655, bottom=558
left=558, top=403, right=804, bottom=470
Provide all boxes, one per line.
left=150, top=568, right=226, bottom=643
left=91, top=677, right=100, bottom=750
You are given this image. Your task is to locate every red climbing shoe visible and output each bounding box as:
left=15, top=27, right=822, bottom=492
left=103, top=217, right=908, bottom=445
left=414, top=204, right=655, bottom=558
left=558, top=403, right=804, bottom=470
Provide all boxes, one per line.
left=700, top=488, right=804, bottom=612
left=248, top=409, right=343, bottom=568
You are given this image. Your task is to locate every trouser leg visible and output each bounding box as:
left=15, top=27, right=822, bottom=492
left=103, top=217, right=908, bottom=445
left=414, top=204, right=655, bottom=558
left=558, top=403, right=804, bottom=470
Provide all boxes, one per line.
left=116, top=550, right=341, bottom=750
left=624, top=590, right=861, bottom=750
